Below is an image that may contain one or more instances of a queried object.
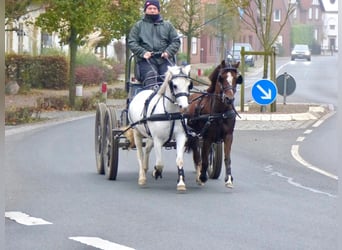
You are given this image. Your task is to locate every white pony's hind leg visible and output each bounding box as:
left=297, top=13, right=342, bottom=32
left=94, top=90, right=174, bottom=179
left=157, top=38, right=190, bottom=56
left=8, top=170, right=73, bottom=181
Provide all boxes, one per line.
left=143, top=138, right=153, bottom=173
left=133, top=130, right=146, bottom=186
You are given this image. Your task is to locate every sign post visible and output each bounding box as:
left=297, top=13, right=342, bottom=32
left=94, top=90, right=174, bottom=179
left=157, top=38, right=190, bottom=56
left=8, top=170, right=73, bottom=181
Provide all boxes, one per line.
left=240, top=46, right=277, bottom=112
left=276, top=72, right=296, bottom=104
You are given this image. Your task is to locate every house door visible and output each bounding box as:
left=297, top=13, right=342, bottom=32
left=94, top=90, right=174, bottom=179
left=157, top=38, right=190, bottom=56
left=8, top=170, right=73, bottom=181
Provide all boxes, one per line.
left=329, top=38, right=336, bottom=51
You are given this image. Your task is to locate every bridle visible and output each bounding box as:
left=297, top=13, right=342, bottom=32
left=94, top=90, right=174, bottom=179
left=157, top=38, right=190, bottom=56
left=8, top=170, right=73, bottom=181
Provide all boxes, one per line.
left=217, top=69, right=236, bottom=106
left=164, top=70, right=193, bottom=104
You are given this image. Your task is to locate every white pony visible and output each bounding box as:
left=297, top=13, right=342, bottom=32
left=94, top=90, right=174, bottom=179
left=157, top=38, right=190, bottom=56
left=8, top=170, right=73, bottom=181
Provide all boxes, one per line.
left=128, top=65, right=192, bottom=191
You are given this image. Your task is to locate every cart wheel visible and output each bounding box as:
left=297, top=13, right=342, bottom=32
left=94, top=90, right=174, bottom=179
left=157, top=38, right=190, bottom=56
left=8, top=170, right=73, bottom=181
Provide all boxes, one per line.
left=95, top=103, right=107, bottom=174
left=207, top=142, right=222, bottom=179
left=103, top=107, right=119, bottom=180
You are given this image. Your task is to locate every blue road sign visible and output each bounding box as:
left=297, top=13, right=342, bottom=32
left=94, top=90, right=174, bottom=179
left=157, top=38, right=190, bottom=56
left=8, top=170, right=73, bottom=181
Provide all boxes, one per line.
left=251, top=79, right=278, bottom=105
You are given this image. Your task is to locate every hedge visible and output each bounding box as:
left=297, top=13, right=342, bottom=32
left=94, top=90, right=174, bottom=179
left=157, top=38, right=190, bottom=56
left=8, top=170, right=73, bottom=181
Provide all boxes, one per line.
left=5, top=54, right=68, bottom=89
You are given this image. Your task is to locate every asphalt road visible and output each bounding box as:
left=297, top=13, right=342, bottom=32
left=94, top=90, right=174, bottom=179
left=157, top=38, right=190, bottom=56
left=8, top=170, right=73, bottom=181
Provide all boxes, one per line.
left=5, top=115, right=337, bottom=250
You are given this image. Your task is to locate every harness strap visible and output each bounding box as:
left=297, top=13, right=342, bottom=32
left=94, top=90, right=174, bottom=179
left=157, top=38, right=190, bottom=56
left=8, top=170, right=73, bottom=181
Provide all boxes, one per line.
left=163, top=120, right=175, bottom=146
left=143, top=91, right=158, bottom=136
left=188, top=109, right=237, bottom=138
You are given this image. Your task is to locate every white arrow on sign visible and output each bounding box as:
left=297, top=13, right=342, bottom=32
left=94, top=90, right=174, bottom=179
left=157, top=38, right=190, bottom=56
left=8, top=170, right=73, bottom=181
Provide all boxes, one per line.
left=256, top=84, right=272, bottom=99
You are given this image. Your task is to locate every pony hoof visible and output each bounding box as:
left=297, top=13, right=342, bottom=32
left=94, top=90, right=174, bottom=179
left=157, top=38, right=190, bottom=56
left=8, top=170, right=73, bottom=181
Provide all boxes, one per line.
left=138, top=178, right=147, bottom=186
left=196, top=178, right=205, bottom=186
left=225, top=175, right=233, bottom=188
left=177, top=176, right=186, bottom=191
left=225, top=182, right=233, bottom=188
left=152, top=167, right=163, bottom=180
left=199, top=174, right=208, bottom=183
left=177, top=184, right=186, bottom=192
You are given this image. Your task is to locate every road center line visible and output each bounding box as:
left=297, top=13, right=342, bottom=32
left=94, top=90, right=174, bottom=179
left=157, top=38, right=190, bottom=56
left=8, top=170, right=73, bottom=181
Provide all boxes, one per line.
left=69, top=237, right=135, bottom=250
left=5, top=211, right=53, bottom=226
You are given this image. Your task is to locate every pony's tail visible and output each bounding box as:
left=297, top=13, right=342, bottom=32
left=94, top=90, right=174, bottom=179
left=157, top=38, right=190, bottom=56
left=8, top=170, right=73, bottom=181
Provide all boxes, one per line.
left=123, top=127, right=135, bottom=149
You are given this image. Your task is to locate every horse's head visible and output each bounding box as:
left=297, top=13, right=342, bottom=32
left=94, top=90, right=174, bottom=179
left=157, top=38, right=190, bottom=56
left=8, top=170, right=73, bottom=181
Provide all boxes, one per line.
left=208, top=60, right=242, bottom=106
left=159, top=64, right=193, bottom=111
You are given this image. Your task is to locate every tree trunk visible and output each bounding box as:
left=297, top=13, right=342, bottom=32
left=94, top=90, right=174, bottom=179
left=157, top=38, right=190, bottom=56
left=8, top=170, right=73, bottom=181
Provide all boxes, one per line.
left=69, top=26, right=78, bottom=107
left=262, top=55, right=268, bottom=79
left=186, top=35, right=192, bottom=64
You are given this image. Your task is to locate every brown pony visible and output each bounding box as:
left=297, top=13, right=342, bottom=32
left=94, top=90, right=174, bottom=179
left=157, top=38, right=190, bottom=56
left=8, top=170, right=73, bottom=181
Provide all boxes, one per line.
left=186, top=60, right=241, bottom=188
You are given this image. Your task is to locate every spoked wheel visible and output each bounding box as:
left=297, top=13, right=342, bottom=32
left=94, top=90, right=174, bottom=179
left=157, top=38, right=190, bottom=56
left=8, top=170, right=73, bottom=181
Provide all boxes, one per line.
left=95, top=103, right=107, bottom=174
left=207, top=142, right=223, bottom=179
left=103, top=106, right=119, bottom=180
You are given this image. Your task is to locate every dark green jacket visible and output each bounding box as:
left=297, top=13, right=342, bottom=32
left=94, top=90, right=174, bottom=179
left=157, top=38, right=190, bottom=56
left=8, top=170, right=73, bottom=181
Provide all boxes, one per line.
left=128, top=15, right=180, bottom=64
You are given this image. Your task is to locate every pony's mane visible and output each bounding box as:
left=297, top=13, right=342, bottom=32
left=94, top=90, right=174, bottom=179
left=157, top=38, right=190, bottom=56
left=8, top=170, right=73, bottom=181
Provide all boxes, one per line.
left=208, top=64, right=221, bottom=83
left=207, top=60, right=226, bottom=93
left=157, top=65, right=191, bottom=95
left=157, top=67, right=174, bottom=95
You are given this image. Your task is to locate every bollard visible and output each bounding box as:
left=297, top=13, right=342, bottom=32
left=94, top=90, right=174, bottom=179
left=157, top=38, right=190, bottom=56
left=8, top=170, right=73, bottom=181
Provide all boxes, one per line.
left=197, top=68, right=201, bottom=77
left=75, top=84, right=83, bottom=97
left=101, top=82, right=107, bottom=103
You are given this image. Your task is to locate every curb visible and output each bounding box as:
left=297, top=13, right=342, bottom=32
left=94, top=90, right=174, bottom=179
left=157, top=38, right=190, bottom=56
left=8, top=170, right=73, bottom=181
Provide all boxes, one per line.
left=236, top=103, right=333, bottom=121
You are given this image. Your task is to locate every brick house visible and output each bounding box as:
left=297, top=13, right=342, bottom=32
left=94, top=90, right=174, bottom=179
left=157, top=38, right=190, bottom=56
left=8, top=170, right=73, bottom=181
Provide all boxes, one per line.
left=291, top=0, right=325, bottom=54
left=185, top=0, right=338, bottom=62
left=320, top=0, right=338, bottom=52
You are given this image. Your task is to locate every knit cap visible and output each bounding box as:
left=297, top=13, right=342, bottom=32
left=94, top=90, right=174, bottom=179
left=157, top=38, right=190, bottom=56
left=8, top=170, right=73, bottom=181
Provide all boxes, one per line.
left=144, top=0, right=160, bottom=11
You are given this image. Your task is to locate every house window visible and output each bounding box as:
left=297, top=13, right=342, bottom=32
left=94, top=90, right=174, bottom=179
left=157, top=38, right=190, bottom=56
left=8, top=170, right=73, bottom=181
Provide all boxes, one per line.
left=329, top=25, right=336, bottom=30
left=191, top=37, right=197, bottom=55
left=41, top=32, right=52, bottom=47
left=308, top=8, right=312, bottom=19
left=274, top=9, right=281, bottom=22
left=315, top=8, right=319, bottom=19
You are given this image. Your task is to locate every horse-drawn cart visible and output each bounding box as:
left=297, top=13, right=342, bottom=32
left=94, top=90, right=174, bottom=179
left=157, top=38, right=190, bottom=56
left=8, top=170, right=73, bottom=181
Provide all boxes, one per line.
left=94, top=55, right=231, bottom=187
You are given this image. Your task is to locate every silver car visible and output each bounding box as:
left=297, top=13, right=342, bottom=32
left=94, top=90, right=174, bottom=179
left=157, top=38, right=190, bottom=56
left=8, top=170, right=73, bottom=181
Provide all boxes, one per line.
left=291, top=44, right=311, bottom=61
left=227, top=43, right=255, bottom=67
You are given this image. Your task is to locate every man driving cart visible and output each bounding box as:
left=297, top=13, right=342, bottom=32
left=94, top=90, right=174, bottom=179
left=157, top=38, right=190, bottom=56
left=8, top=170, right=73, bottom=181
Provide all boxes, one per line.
left=128, top=0, right=181, bottom=85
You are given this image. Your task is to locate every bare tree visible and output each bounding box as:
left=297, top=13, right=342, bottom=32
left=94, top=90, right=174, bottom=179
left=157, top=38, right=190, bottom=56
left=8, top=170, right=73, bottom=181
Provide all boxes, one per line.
left=204, top=0, right=240, bottom=61
left=228, top=0, right=295, bottom=77
left=164, top=0, right=203, bottom=63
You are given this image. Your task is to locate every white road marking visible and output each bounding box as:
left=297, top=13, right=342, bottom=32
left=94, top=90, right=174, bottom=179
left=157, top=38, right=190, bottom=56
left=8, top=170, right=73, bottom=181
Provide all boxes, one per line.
left=296, top=136, right=305, bottom=142
left=312, top=119, right=324, bottom=127
left=69, top=237, right=135, bottom=250
left=291, top=145, right=338, bottom=180
left=264, top=165, right=337, bottom=198
left=291, top=109, right=338, bottom=180
left=5, top=211, right=53, bottom=226
left=312, top=110, right=336, bottom=128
